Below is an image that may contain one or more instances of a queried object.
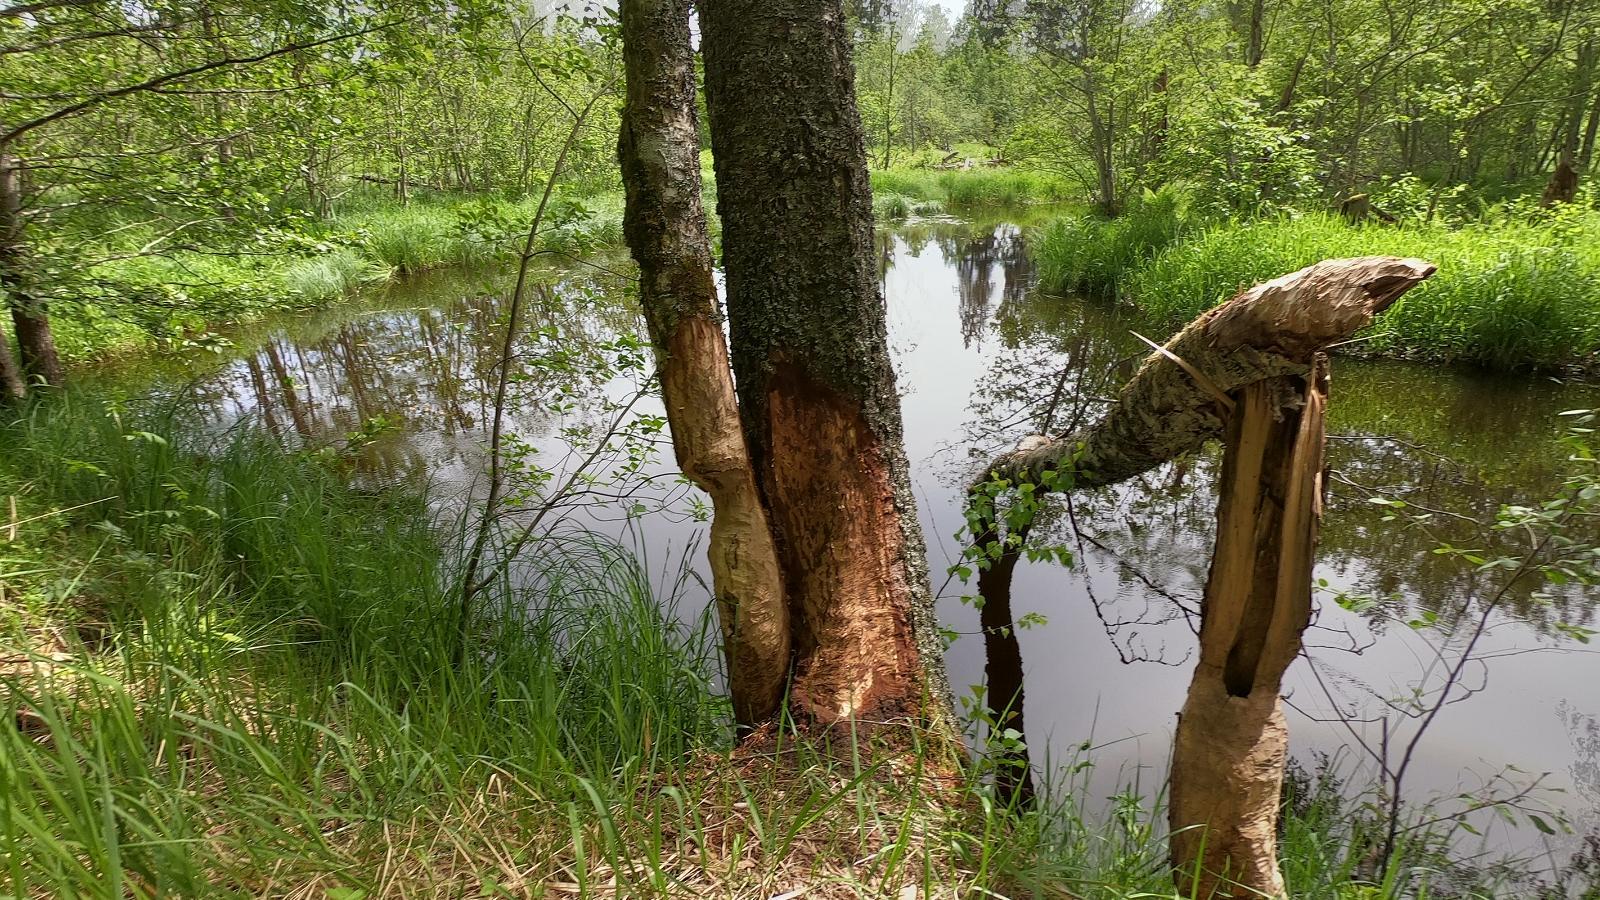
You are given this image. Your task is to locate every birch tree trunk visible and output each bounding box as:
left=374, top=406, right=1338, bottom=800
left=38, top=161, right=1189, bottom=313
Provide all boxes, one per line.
left=700, top=0, right=951, bottom=729
left=617, top=0, right=791, bottom=727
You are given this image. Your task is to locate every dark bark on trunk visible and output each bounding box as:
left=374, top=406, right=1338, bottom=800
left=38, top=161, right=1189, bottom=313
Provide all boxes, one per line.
left=700, top=0, right=951, bottom=730
left=1169, top=363, right=1328, bottom=900
left=0, top=152, right=61, bottom=388
left=882, top=20, right=896, bottom=169
left=1545, top=40, right=1595, bottom=205
left=1245, top=0, right=1266, bottom=68
left=1151, top=68, right=1171, bottom=160
left=1542, top=155, right=1580, bottom=207
left=618, top=0, right=792, bottom=727
left=1581, top=88, right=1600, bottom=172
left=1277, top=47, right=1308, bottom=113
left=9, top=306, right=61, bottom=388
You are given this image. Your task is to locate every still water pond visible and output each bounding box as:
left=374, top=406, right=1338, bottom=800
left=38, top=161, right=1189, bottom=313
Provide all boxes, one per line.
left=134, top=212, right=1600, bottom=858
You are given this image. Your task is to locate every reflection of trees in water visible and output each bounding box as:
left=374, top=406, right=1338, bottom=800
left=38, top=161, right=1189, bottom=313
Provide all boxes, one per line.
left=963, top=278, right=1597, bottom=642
left=948, top=224, right=1033, bottom=350
left=874, top=218, right=1037, bottom=351
left=1566, top=703, right=1599, bottom=832
left=186, top=266, right=642, bottom=487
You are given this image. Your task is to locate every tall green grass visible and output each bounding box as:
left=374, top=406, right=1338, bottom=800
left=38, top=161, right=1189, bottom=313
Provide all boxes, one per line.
left=280, top=247, right=389, bottom=301
left=1034, top=187, right=1193, bottom=296
left=871, top=167, right=1078, bottom=209
left=0, top=396, right=729, bottom=895
left=1130, top=211, right=1600, bottom=370
left=1035, top=201, right=1600, bottom=370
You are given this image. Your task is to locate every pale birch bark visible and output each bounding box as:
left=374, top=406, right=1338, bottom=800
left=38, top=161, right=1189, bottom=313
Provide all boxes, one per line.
left=618, top=0, right=791, bottom=726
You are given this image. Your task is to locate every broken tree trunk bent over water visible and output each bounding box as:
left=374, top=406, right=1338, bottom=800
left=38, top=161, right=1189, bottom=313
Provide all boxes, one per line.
left=969, top=256, right=1436, bottom=895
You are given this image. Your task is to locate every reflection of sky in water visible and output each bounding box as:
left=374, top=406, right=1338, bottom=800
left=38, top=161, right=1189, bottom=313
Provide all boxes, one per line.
left=164, top=217, right=1599, bottom=860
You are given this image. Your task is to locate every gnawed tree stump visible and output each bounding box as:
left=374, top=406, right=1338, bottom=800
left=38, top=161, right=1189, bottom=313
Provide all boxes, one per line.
left=1168, top=362, right=1327, bottom=899
left=968, top=256, right=1436, bottom=897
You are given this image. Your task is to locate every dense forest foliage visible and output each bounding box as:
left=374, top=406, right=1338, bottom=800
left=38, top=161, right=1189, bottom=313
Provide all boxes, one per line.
left=4, top=0, right=1599, bottom=381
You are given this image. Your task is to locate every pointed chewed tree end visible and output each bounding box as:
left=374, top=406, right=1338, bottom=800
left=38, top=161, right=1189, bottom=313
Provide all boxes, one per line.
left=1205, top=256, right=1438, bottom=357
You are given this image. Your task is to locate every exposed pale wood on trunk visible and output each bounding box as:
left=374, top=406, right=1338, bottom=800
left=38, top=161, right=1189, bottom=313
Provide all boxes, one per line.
left=700, top=0, right=951, bottom=730
left=617, top=0, right=791, bottom=727
left=1169, top=364, right=1327, bottom=900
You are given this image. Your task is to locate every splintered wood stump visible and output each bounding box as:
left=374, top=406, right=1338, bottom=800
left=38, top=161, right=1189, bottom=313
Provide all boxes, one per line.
left=969, top=256, right=1436, bottom=898
left=1168, top=364, right=1327, bottom=900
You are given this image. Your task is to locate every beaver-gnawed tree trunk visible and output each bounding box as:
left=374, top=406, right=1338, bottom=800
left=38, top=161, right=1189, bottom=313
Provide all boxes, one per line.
left=700, top=0, right=951, bottom=729
left=1168, top=361, right=1328, bottom=900
left=970, top=257, right=1436, bottom=896
left=617, top=0, right=791, bottom=728
left=1, top=152, right=61, bottom=389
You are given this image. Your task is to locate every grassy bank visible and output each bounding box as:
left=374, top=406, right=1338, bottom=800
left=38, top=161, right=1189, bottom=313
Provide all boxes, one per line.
left=52, top=187, right=629, bottom=365
left=0, top=395, right=1583, bottom=897
left=0, top=395, right=996, bottom=896
left=870, top=167, right=1078, bottom=219
left=1034, top=197, right=1600, bottom=370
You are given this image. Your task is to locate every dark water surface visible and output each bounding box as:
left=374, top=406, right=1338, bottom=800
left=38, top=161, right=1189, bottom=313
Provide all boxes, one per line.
left=128, top=213, right=1600, bottom=861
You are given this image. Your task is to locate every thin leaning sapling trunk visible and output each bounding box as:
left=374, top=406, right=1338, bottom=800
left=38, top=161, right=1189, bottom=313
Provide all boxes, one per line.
left=617, top=0, right=791, bottom=727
